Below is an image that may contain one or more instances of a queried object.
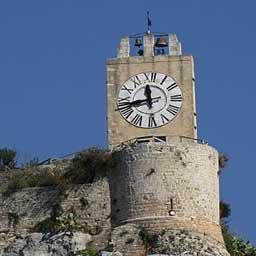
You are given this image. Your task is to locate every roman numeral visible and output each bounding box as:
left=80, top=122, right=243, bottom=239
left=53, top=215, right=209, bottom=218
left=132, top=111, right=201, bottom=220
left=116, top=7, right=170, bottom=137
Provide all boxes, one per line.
left=167, top=82, right=177, bottom=91
left=144, top=72, right=157, bottom=83
left=117, top=101, right=130, bottom=110
left=161, top=114, right=169, bottom=124
left=118, top=96, right=130, bottom=103
left=160, top=75, right=167, bottom=85
left=131, top=114, right=143, bottom=126
left=167, top=104, right=180, bottom=116
left=148, top=115, right=157, bottom=128
left=120, top=105, right=134, bottom=119
left=121, top=85, right=133, bottom=94
left=130, top=76, right=142, bottom=88
left=170, top=94, right=182, bottom=102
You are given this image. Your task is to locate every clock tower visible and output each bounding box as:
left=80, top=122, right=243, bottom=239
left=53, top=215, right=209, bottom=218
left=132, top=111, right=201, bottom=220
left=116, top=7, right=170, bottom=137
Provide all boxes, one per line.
left=107, top=32, right=229, bottom=256
left=107, top=33, right=197, bottom=148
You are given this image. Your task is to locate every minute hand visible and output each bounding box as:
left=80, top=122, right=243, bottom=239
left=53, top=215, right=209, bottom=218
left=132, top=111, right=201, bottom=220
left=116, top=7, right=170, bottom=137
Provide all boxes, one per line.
left=116, top=97, right=161, bottom=111
left=130, top=97, right=161, bottom=106
left=129, top=99, right=147, bottom=105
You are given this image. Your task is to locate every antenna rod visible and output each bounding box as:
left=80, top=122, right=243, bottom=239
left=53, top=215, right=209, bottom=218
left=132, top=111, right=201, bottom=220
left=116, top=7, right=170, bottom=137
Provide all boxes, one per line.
left=147, top=11, right=152, bottom=34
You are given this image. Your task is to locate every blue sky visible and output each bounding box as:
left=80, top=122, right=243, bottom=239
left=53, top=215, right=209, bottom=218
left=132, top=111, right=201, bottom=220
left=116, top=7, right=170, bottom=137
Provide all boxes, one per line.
left=0, top=0, right=255, bottom=245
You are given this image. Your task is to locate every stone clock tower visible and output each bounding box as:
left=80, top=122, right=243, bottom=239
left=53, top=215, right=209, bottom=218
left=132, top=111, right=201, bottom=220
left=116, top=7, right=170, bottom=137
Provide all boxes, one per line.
left=107, top=33, right=230, bottom=256
left=107, top=33, right=197, bottom=148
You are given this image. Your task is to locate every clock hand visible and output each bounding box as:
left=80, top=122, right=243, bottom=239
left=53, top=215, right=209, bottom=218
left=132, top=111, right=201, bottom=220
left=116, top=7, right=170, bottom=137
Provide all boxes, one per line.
left=115, top=96, right=161, bottom=111
left=128, top=96, right=161, bottom=106
left=115, top=98, right=148, bottom=111
left=144, top=85, right=153, bottom=109
left=129, top=98, right=148, bottom=105
left=136, top=97, right=161, bottom=107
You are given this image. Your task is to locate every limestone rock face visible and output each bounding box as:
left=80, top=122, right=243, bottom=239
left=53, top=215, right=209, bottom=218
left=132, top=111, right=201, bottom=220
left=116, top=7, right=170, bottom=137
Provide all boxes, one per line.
left=1, top=232, right=91, bottom=256
left=111, top=224, right=229, bottom=256
left=149, top=230, right=230, bottom=256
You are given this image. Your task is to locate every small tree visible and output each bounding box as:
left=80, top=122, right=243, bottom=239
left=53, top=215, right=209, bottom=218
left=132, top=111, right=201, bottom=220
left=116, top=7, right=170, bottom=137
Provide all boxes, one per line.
left=0, top=147, right=16, bottom=169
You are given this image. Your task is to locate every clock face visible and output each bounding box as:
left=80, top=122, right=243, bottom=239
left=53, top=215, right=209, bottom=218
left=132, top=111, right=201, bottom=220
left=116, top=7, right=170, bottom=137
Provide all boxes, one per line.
left=117, top=72, right=183, bottom=128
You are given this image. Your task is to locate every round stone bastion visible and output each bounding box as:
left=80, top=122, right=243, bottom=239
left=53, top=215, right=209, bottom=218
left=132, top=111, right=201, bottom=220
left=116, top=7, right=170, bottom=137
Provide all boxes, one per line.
left=109, top=141, right=224, bottom=243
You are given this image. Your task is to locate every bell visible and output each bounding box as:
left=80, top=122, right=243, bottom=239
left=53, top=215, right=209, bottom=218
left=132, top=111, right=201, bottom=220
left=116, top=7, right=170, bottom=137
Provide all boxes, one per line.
left=134, top=38, right=143, bottom=47
left=137, top=49, right=144, bottom=56
left=155, top=36, right=168, bottom=48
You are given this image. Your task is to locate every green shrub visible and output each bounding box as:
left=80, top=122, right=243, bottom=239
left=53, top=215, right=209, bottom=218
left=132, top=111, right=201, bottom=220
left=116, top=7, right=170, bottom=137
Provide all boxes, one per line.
left=56, top=211, right=83, bottom=233
left=5, top=147, right=115, bottom=193
left=220, top=201, right=231, bottom=219
left=7, top=212, right=19, bottom=229
left=220, top=201, right=256, bottom=256
left=222, top=223, right=256, bottom=256
left=33, top=206, right=86, bottom=234
left=0, top=147, right=16, bottom=169
left=64, top=148, right=114, bottom=184
left=139, top=227, right=159, bottom=251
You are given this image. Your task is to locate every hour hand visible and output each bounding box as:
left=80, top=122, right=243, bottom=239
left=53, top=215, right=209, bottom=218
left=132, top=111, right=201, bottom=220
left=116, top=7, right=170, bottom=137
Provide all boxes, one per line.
left=144, top=85, right=153, bottom=109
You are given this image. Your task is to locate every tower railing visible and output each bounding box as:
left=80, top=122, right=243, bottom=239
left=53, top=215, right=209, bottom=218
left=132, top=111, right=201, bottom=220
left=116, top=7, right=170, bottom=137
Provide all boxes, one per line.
left=111, top=135, right=208, bottom=151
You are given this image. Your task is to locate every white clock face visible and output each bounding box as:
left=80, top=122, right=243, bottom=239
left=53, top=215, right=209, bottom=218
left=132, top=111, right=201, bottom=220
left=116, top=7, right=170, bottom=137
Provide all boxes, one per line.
left=117, top=72, right=183, bottom=128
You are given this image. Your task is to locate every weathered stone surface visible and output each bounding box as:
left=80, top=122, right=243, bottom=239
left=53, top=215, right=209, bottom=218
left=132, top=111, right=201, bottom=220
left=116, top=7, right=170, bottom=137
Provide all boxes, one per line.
left=1, top=232, right=91, bottom=256
left=110, top=142, right=223, bottom=243
left=149, top=230, right=230, bottom=256
left=0, top=177, right=111, bottom=250
left=111, top=224, right=229, bottom=256
left=111, top=224, right=144, bottom=256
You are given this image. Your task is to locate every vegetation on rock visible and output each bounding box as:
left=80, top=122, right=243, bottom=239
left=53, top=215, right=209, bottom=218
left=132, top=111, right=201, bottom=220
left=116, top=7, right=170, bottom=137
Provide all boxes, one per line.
left=220, top=201, right=256, bottom=256
left=219, top=153, right=229, bottom=170
left=219, top=159, right=256, bottom=256
left=64, top=147, right=114, bottom=184
left=7, top=212, right=19, bottom=229
left=6, top=147, right=114, bottom=192
left=139, top=227, right=159, bottom=253
left=7, top=169, right=64, bottom=191
left=0, top=147, right=16, bottom=170
left=33, top=204, right=85, bottom=234
left=220, top=200, right=231, bottom=219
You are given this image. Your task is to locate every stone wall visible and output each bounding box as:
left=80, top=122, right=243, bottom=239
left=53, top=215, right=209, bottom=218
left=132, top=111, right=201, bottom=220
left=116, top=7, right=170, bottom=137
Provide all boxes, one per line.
left=0, top=178, right=111, bottom=250
left=110, top=141, right=223, bottom=242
